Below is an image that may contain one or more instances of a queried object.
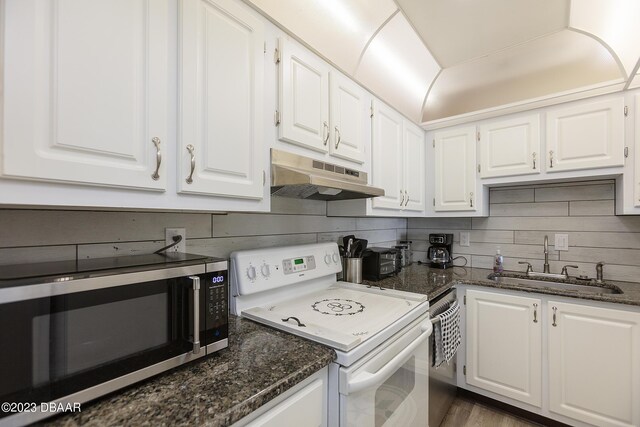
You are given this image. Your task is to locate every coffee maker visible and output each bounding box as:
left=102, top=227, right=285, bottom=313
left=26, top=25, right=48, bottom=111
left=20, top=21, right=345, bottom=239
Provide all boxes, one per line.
left=427, top=233, right=454, bottom=269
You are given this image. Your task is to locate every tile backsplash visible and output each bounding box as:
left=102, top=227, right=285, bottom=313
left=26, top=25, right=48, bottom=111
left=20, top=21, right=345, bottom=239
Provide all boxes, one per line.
left=0, top=197, right=406, bottom=265
left=409, top=179, right=640, bottom=282
left=1, top=179, right=639, bottom=284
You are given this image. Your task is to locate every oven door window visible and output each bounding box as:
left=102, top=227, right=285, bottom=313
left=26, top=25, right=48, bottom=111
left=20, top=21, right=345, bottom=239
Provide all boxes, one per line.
left=0, top=278, right=193, bottom=406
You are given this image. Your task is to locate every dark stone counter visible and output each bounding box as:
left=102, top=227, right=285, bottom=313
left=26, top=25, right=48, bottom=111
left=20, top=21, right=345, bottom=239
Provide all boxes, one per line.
left=46, top=315, right=335, bottom=427
left=364, top=263, right=640, bottom=307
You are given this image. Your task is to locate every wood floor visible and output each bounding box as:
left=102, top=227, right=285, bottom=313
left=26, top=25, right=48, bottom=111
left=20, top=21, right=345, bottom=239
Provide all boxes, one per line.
left=440, top=396, right=541, bottom=427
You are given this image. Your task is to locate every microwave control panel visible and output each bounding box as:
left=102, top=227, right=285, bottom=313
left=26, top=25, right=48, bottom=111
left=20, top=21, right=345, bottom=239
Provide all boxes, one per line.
left=205, top=273, right=228, bottom=328
left=282, top=255, right=316, bottom=275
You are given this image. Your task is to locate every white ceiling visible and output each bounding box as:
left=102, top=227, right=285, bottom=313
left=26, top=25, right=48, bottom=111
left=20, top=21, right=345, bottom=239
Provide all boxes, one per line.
left=244, top=0, right=640, bottom=124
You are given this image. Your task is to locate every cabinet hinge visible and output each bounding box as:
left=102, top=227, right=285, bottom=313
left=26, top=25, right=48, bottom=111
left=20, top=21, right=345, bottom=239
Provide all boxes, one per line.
left=477, top=164, right=481, bottom=173
left=370, top=100, right=374, bottom=118
left=463, top=295, right=466, bottom=305
left=432, top=139, right=435, bottom=148
left=463, top=365, right=466, bottom=376
left=625, top=146, right=629, bottom=158
left=433, top=198, right=435, bottom=207
left=263, top=170, right=266, bottom=186
left=476, top=131, right=480, bottom=142
left=263, top=41, right=267, bottom=54
left=274, top=47, right=281, bottom=64
left=624, top=105, right=629, bottom=117
left=274, top=110, right=281, bottom=126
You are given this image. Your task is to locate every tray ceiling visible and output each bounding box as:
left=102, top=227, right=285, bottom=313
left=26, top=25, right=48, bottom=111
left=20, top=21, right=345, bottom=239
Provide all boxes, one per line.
left=245, top=0, right=640, bottom=125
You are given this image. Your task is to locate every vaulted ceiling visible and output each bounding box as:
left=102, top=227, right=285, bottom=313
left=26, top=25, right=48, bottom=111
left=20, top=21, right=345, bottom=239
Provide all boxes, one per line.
left=246, top=0, right=640, bottom=125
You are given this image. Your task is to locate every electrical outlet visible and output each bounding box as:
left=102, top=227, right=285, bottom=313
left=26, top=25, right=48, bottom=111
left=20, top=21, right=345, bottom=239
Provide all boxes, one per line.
left=554, top=233, right=569, bottom=251
left=165, top=228, right=186, bottom=253
left=460, top=231, right=470, bottom=247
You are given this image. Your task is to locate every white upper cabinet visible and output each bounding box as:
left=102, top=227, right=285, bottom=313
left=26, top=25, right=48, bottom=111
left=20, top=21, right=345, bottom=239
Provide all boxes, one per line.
left=179, top=0, right=264, bottom=199
left=466, top=290, right=542, bottom=407
left=548, top=301, right=640, bottom=427
left=479, top=114, right=541, bottom=178
left=328, top=72, right=368, bottom=164
left=2, top=0, right=169, bottom=191
left=434, top=126, right=477, bottom=211
left=403, top=122, right=426, bottom=212
left=546, top=98, right=625, bottom=173
left=278, top=38, right=330, bottom=153
left=371, top=102, right=404, bottom=210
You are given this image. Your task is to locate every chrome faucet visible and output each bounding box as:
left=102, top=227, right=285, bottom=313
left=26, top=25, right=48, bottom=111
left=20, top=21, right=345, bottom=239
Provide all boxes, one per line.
left=543, top=235, right=550, bottom=273
left=596, top=261, right=605, bottom=283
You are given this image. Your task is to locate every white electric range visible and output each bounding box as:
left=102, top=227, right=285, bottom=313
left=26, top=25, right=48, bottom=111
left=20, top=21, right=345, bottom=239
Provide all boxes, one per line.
left=230, top=242, right=432, bottom=426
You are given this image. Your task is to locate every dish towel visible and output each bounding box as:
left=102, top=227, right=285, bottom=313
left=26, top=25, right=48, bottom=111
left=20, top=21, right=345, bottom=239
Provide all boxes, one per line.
left=433, top=301, right=461, bottom=368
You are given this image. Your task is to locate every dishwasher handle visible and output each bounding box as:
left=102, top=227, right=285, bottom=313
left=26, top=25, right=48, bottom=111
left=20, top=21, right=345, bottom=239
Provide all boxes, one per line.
left=346, top=321, right=432, bottom=394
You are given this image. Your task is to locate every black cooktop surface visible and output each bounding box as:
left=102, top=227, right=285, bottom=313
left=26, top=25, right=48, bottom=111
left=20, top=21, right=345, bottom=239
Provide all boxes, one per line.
left=0, top=252, right=223, bottom=287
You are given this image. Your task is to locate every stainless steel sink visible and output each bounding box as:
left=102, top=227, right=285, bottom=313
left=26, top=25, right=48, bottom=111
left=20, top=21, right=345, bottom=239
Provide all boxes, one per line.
left=487, top=273, right=623, bottom=295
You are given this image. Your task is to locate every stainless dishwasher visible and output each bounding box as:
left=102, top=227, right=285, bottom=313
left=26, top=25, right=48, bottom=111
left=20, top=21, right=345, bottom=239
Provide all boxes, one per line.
left=429, top=288, right=458, bottom=427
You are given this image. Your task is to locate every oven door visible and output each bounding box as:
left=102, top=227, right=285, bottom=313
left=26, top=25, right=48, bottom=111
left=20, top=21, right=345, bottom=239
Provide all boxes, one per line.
left=339, top=314, right=431, bottom=427
left=0, top=265, right=210, bottom=412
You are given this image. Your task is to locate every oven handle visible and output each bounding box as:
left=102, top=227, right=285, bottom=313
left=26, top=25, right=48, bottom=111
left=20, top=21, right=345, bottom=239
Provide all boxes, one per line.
left=190, top=276, right=201, bottom=354
left=346, top=320, right=432, bottom=394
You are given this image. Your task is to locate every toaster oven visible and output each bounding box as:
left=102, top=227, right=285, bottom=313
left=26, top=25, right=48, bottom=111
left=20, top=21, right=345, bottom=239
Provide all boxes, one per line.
left=362, top=247, right=400, bottom=281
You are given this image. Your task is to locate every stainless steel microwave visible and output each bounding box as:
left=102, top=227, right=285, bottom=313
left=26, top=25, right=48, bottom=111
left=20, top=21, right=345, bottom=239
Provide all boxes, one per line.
left=0, top=253, right=228, bottom=426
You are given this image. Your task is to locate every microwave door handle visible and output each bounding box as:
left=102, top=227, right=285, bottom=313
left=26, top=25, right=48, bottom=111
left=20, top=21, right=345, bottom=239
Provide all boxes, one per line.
left=189, top=276, right=201, bottom=354
left=346, top=321, right=432, bottom=394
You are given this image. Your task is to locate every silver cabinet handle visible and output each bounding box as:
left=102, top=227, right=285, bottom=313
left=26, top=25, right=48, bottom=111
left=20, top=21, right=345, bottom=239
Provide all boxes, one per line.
left=151, top=137, right=161, bottom=180
left=323, top=121, right=329, bottom=146
left=470, top=192, right=474, bottom=208
left=549, top=150, right=554, bottom=168
left=186, top=144, right=195, bottom=184
left=532, top=152, right=537, bottom=170
left=533, top=303, right=538, bottom=323
left=190, top=276, right=201, bottom=354
left=552, top=306, right=557, bottom=327
left=404, top=190, right=409, bottom=206
left=334, top=126, right=341, bottom=149
left=400, top=190, right=405, bottom=206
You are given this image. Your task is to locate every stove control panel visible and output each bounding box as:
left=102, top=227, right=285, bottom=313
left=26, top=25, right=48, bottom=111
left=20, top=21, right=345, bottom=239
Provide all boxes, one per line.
left=230, top=242, right=342, bottom=299
left=283, top=255, right=316, bottom=275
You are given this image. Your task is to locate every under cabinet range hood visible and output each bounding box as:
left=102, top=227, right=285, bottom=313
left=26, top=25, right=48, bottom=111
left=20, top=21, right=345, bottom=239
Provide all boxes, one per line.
left=270, top=149, right=384, bottom=200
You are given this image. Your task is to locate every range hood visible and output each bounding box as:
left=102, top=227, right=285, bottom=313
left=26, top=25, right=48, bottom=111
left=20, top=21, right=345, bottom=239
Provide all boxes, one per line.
left=270, top=149, right=385, bottom=201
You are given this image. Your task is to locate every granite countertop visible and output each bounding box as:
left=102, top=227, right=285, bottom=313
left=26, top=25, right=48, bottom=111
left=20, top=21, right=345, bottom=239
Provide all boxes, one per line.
left=364, top=263, right=640, bottom=307
left=46, top=315, right=335, bottom=427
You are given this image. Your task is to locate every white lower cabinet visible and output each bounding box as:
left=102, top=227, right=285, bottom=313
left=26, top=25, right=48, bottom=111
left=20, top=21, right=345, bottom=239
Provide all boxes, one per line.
left=465, top=290, right=542, bottom=407
left=548, top=301, right=640, bottom=427
left=234, top=368, right=327, bottom=427
left=463, top=287, right=640, bottom=427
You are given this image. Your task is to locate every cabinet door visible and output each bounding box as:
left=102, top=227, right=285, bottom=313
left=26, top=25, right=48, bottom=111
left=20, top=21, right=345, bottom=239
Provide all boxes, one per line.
left=245, top=377, right=326, bottom=427
left=403, top=122, right=426, bottom=212
left=329, top=72, right=368, bottom=164
left=548, top=301, right=640, bottom=426
left=546, top=98, right=625, bottom=172
left=479, top=115, right=540, bottom=178
left=434, top=127, right=477, bottom=211
left=371, top=102, right=403, bottom=210
left=466, top=290, right=542, bottom=407
left=278, top=38, right=330, bottom=153
left=178, top=0, right=264, bottom=199
left=2, top=0, right=168, bottom=190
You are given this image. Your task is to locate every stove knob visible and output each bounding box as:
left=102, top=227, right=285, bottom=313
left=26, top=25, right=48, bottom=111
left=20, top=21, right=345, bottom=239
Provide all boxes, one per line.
left=324, top=254, right=332, bottom=265
left=260, top=264, right=271, bottom=278
left=332, top=253, right=340, bottom=263
left=246, top=266, right=257, bottom=281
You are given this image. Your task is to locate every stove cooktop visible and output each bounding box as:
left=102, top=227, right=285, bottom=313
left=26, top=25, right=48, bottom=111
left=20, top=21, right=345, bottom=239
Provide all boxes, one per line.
left=242, top=283, right=428, bottom=352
